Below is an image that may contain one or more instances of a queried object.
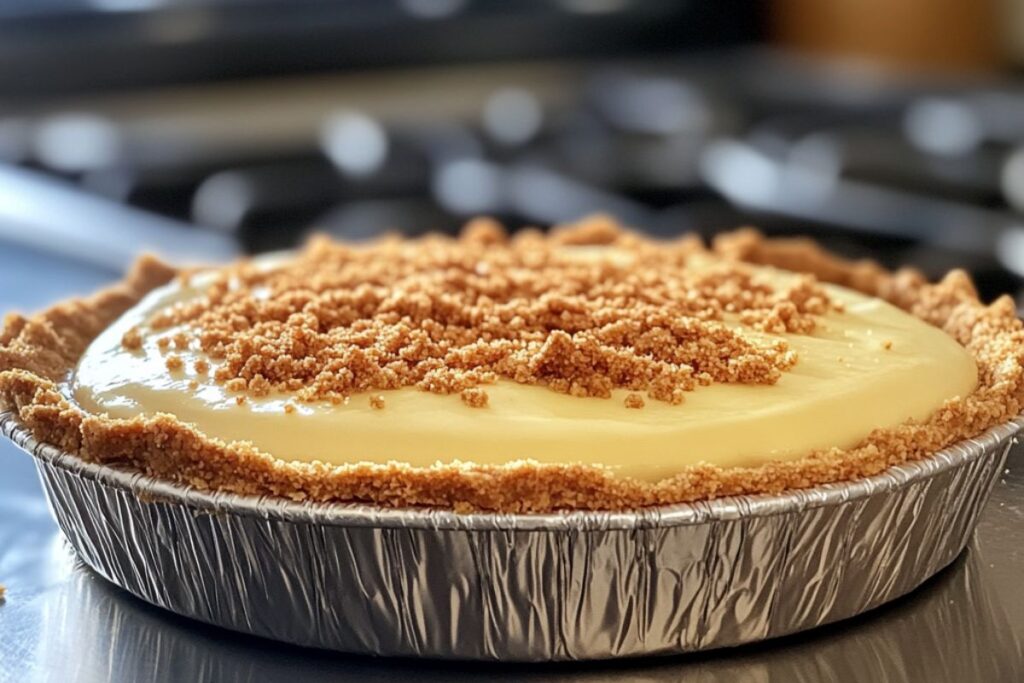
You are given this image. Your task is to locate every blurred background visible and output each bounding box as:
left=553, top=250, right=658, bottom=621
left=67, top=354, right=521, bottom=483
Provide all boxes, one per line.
left=4, top=0, right=1024, bottom=307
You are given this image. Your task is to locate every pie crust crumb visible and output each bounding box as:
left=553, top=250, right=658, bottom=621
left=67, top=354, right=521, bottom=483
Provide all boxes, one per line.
left=121, top=327, right=142, bottom=350
left=624, top=393, right=645, bottom=409
left=460, top=387, right=489, bottom=408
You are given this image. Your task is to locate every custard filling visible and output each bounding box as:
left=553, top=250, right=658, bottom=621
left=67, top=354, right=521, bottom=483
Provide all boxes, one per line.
left=72, top=255, right=977, bottom=482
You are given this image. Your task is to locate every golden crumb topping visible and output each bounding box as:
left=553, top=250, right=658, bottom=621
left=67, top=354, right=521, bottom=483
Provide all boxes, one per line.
left=624, top=392, right=645, bottom=409
left=143, top=217, right=840, bottom=407
left=121, top=326, right=142, bottom=350
left=460, top=386, right=489, bottom=408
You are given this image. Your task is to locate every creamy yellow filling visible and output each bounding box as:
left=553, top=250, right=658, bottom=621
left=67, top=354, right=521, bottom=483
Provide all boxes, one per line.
left=72, top=263, right=978, bottom=482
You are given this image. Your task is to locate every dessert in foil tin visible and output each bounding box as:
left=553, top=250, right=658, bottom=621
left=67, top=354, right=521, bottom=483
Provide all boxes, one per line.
left=2, top=217, right=1022, bottom=512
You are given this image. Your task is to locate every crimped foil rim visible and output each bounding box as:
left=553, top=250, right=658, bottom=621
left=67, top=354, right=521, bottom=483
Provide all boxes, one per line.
left=3, top=410, right=1022, bottom=531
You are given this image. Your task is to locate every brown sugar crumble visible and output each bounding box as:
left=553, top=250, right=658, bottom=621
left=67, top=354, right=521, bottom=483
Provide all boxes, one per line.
left=460, top=386, right=489, bottom=408
left=165, top=354, right=183, bottom=372
left=2, top=221, right=1023, bottom=513
left=369, top=394, right=386, bottom=410
left=624, top=393, right=645, bottom=409
left=224, top=378, right=247, bottom=393
left=284, top=402, right=296, bottom=414
left=121, top=327, right=142, bottom=350
left=139, top=217, right=845, bottom=408
left=883, top=340, right=894, bottom=350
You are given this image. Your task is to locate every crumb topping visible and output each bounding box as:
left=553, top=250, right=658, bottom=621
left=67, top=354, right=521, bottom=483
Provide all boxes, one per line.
left=624, top=392, right=645, bottom=409
left=142, top=218, right=839, bottom=407
left=460, top=386, right=489, bottom=408
left=121, top=327, right=142, bottom=350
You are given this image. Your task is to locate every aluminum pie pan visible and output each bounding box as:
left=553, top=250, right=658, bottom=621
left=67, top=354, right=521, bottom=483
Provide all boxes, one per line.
left=3, top=410, right=1022, bottom=661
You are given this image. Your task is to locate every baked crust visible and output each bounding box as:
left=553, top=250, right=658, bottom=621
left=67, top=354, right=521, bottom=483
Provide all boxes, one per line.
left=2, top=225, right=1023, bottom=512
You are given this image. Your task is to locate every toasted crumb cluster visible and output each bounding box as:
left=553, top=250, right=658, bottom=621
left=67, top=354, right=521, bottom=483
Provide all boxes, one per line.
left=460, top=386, right=489, bottom=408
left=2, top=220, right=1022, bottom=512
left=121, top=327, right=142, bottom=350
left=140, top=217, right=838, bottom=409
left=624, top=393, right=645, bottom=409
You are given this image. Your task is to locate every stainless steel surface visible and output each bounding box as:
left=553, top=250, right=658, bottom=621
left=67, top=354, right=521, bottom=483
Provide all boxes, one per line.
left=2, top=244, right=1024, bottom=679
left=0, top=166, right=239, bottom=270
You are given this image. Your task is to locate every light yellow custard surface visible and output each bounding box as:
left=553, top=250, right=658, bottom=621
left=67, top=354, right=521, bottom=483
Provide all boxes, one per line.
left=72, top=263, right=978, bottom=482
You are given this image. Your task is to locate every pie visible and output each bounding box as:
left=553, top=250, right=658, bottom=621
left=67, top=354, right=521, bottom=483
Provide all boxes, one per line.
left=2, top=217, right=1022, bottom=512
